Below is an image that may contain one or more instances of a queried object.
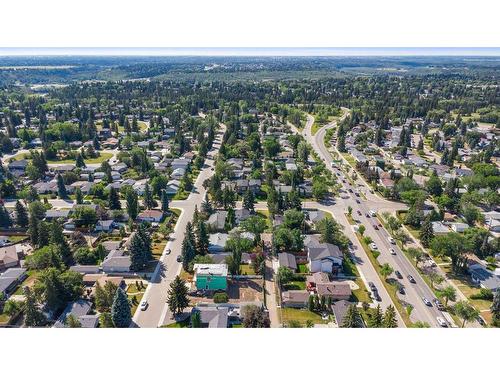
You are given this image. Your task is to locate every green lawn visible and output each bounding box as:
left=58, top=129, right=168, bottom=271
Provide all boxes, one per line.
left=127, top=292, right=144, bottom=315
left=283, top=280, right=306, bottom=291
left=280, top=308, right=324, bottom=325
left=0, top=313, right=11, bottom=325
left=240, top=264, right=256, bottom=275
left=297, top=264, right=309, bottom=274
left=47, top=152, right=113, bottom=165
left=165, top=317, right=190, bottom=328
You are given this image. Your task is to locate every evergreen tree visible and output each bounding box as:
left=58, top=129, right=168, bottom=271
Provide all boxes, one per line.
left=420, top=216, right=434, bottom=248
left=108, top=187, right=121, bottom=210
left=181, top=236, right=196, bottom=271
left=129, top=232, right=149, bottom=271
left=341, top=305, right=363, bottom=327
left=143, top=183, right=156, bottom=209
left=161, top=190, right=169, bottom=213
left=24, top=287, right=46, bottom=327
left=125, top=189, right=139, bottom=220
left=242, top=190, right=255, bottom=211
left=167, top=276, right=190, bottom=315
left=369, top=305, right=384, bottom=327
left=37, top=221, right=50, bottom=248
left=15, top=200, right=29, bottom=227
left=75, top=152, right=86, bottom=168
left=111, top=288, right=132, bottom=328
left=0, top=204, right=12, bottom=228
left=75, top=187, right=84, bottom=204
left=57, top=174, right=67, bottom=198
left=28, top=215, right=39, bottom=247
left=196, top=221, right=209, bottom=255
left=383, top=305, right=398, bottom=328
left=50, top=221, right=71, bottom=262
left=491, top=289, right=500, bottom=327
left=191, top=310, right=202, bottom=328
left=224, top=207, right=236, bottom=231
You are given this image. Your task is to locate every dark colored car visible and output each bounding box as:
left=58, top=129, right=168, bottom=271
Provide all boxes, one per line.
left=366, top=213, right=370, bottom=218
left=399, top=286, right=406, bottom=295
left=368, top=281, right=376, bottom=291
left=373, top=225, right=379, bottom=230
left=176, top=255, right=182, bottom=263
left=407, top=275, right=416, bottom=283
left=433, top=299, right=445, bottom=311
left=372, top=290, right=381, bottom=301
left=355, top=199, right=361, bottom=204
left=395, top=270, right=403, bottom=279
left=357, top=210, right=362, bottom=215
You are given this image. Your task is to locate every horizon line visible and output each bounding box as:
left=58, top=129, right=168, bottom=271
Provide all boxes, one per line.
left=1, top=47, right=500, bottom=57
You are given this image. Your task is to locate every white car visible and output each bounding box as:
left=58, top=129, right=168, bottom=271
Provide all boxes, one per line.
left=369, top=243, right=378, bottom=250
left=139, top=301, right=149, bottom=311
left=422, top=297, right=432, bottom=307
left=389, top=248, right=396, bottom=255
left=388, top=237, right=396, bottom=244
left=436, top=317, right=448, bottom=327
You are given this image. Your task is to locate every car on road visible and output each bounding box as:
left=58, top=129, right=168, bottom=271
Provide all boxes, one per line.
left=176, top=255, right=182, bottom=262
left=422, top=297, right=432, bottom=307
left=433, top=299, right=445, bottom=310
left=165, top=248, right=171, bottom=255
left=388, top=237, right=396, bottom=244
left=357, top=210, right=362, bottom=215
left=369, top=210, right=377, bottom=217
left=372, top=290, right=381, bottom=301
left=399, top=286, right=406, bottom=295
left=348, top=188, right=353, bottom=193
left=355, top=192, right=360, bottom=197
left=390, top=248, right=397, bottom=255
left=366, top=213, right=370, bottom=218
left=407, top=275, right=416, bottom=283
left=369, top=243, right=378, bottom=250
left=139, top=301, right=149, bottom=311
left=395, top=270, right=403, bottom=279
left=373, top=225, right=379, bottom=230
left=355, top=199, right=361, bottom=204
left=210, top=167, right=214, bottom=171
left=476, top=316, right=486, bottom=326
left=437, top=317, right=448, bottom=327
left=368, top=281, right=376, bottom=291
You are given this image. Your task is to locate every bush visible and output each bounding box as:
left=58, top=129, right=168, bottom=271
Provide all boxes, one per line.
left=470, top=288, right=493, bottom=301
left=213, top=292, right=229, bottom=303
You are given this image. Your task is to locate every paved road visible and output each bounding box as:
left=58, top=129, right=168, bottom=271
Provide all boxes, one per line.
left=132, top=124, right=226, bottom=327
left=305, top=116, right=452, bottom=327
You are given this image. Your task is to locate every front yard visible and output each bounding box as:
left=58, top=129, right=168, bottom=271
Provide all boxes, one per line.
left=280, top=308, right=325, bottom=326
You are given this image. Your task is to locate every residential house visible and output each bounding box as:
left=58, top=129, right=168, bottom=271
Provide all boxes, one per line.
left=191, top=305, right=229, bottom=328
left=137, top=210, right=164, bottom=223
left=193, top=263, right=228, bottom=291
left=305, top=236, right=343, bottom=273
left=281, top=290, right=310, bottom=308
left=208, top=233, right=228, bottom=253
left=0, top=268, right=27, bottom=297
left=277, top=252, right=297, bottom=271
left=95, top=220, right=115, bottom=232
left=53, top=300, right=98, bottom=328
left=468, top=263, right=500, bottom=292
left=207, top=211, right=228, bottom=231
left=101, top=250, right=131, bottom=273
left=316, top=282, right=351, bottom=300
left=0, top=245, right=19, bottom=271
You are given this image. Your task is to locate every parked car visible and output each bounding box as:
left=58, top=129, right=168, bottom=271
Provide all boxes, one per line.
left=390, top=248, right=396, bottom=255
left=139, top=301, right=148, bottom=311
left=422, top=297, right=432, bottom=307
left=366, top=213, right=370, bottom=218
left=433, top=299, right=445, bottom=310
left=357, top=210, right=362, bottom=215
left=476, top=316, right=486, bottom=326
left=395, top=270, right=403, bottom=279
left=373, top=225, right=379, bottom=230
left=408, top=275, right=416, bottom=283
left=176, top=255, right=182, bottom=262
left=368, top=281, right=376, bottom=291
left=165, top=249, right=171, bottom=255
left=370, top=243, right=378, bottom=250
left=388, top=237, right=396, bottom=244
left=356, top=199, right=361, bottom=204
left=437, top=317, right=448, bottom=327
left=372, top=290, right=381, bottom=301
left=399, top=286, right=406, bottom=295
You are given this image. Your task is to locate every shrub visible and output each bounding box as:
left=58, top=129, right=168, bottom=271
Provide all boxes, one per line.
left=213, top=292, right=229, bottom=303
left=470, top=288, right=493, bottom=301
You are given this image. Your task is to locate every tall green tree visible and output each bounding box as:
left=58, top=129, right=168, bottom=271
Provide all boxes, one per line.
left=454, top=301, right=479, bottom=328
left=341, top=305, right=363, bottom=328
left=15, top=200, right=29, bottom=227
left=419, top=216, right=434, bottom=248
left=383, top=305, right=398, bottom=328
left=242, top=190, right=255, bottom=211
left=108, top=187, right=121, bottom=210
left=125, top=189, right=139, bottom=220
left=111, top=288, right=132, bottom=328
left=24, top=287, right=46, bottom=327
left=369, top=305, right=384, bottom=327
left=161, top=190, right=169, bottom=213
left=57, top=174, right=67, bottom=198
left=167, top=276, right=190, bottom=315
left=491, top=289, right=500, bottom=327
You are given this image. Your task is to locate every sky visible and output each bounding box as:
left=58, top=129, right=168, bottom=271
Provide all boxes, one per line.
left=0, top=47, right=500, bottom=56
